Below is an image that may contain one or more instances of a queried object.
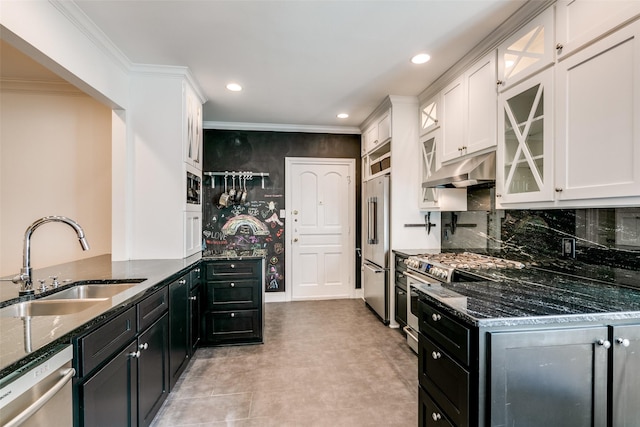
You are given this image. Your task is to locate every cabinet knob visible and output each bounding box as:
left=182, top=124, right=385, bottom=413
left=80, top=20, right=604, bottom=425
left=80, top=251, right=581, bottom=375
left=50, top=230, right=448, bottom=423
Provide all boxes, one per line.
left=497, top=80, right=504, bottom=86
left=432, top=412, right=442, bottom=421
left=195, top=268, right=200, bottom=273
left=597, top=339, right=611, bottom=349
left=431, top=351, right=442, bottom=360
left=496, top=194, right=502, bottom=198
left=230, top=282, right=235, bottom=287
left=230, top=312, right=235, bottom=318
left=189, top=296, right=197, bottom=301
left=129, top=350, right=141, bottom=358
left=431, top=313, right=441, bottom=322
left=179, top=279, right=187, bottom=285
left=139, top=342, right=148, bottom=350
left=230, top=264, right=235, bottom=269
left=616, top=337, right=630, bottom=347
left=555, top=188, right=563, bottom=192
left=556, top=43, right=564, bottom=51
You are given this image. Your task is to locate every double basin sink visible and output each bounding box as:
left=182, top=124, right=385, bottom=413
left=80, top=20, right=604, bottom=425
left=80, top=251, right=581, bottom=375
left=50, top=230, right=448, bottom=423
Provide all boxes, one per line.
left=1, top=282, right=142, bottom=317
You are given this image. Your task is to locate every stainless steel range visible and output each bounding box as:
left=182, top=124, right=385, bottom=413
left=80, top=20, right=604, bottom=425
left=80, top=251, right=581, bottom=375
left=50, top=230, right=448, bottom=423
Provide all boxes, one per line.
left=403, top=252, right=524, bottom=353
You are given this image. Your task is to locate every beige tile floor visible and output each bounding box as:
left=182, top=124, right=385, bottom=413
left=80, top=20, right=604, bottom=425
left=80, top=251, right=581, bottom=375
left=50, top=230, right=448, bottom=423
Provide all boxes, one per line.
left=151, top=299, right=418, bottom=427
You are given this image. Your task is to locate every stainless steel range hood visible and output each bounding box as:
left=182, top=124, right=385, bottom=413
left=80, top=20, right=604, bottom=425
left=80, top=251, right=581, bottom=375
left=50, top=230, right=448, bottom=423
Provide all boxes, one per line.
left=422, top=152, right=496, bottom=188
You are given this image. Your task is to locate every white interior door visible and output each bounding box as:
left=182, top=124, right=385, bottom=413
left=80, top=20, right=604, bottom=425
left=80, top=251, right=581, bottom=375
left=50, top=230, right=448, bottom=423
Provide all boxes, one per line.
left=285, top=157, right=355, bottom=301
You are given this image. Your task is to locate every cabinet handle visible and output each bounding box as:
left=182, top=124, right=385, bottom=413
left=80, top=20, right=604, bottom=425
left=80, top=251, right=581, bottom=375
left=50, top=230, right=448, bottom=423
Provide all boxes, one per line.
left=230, top=264, right=235, bottom=269
left=398, top=290, right=405, bottom=295
left=432, top=351, right=442, bottom=360
left=431, top=313, right=441, bottom=322
left=496, top=80, right=504, bottom=86
left=496, top=194, right=502, bottom=198
left=179, top=279, right=187, bottom=284
left=129, top=350, right=141, bottom=358
left=556, top=43, right=564, bottom=51
left=597, top=339, right=611, bottom=349
left=616, top=338, right=630, bottom=347
left=432, top=412, right=442, bottom=421
left=555, top=188, right=563, bottom=192
left=189, top=296, right=197, bottom=301
left=230, top=282, right=235, bottom=287
left=139, top=342, right=148, bottom=350
left=195, top=268, right=200, bottom=273
left=230, top=312, right=235, bottom=318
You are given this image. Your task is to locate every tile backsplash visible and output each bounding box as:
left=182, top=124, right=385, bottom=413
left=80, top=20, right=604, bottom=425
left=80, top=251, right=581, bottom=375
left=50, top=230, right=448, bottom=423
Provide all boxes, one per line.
left=443, top=208, right=640, bottom=272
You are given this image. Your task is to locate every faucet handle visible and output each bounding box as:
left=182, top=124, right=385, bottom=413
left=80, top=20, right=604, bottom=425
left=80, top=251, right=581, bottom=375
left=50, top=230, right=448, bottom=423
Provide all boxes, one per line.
left=38, top=279, right=47, bottom=292
left=50, top=276, right=59, bottom=287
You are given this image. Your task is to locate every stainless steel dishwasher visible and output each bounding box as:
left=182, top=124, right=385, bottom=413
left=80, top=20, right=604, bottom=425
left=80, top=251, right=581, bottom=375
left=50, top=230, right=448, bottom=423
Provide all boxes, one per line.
left=0, top=345, right=75, bottom=427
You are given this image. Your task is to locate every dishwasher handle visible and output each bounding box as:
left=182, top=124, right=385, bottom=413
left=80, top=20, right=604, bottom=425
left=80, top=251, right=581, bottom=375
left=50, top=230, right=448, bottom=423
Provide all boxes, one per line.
left=4, top=367, right=75, bottom=427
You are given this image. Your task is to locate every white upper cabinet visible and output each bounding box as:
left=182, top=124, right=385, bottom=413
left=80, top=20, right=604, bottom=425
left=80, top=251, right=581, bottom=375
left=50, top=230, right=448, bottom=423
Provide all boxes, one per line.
left=184, top=83, right=203, bottom=170
left=441, top=51, right=497, bottom=163
left=420, top=94, right=440, bottom=135
left=362, top=109, right=391, bottom=156
left=419, top=129, right=467, bottom=211
left=497, top=7, right=555, bottom=91
left=556, top=0, right=640, bottom=60
left=555, top=19, right=640, bottom=201
left=496, top=68, right=554, bottom=204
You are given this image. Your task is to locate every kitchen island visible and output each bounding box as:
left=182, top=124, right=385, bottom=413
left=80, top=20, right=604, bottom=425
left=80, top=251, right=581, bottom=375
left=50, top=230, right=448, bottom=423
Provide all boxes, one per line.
left=414, top=266, right=640, bottom=427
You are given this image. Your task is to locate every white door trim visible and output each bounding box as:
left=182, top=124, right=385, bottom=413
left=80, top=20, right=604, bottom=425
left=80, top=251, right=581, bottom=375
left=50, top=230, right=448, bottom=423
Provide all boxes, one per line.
left=283, top=157, right=356, bottom=303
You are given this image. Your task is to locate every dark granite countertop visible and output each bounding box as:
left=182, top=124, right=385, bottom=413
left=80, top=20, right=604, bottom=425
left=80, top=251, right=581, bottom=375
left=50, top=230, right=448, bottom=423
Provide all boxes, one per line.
left=414, top=267, right=640, bottom=328
left=0, top=253, right=201, bottom=382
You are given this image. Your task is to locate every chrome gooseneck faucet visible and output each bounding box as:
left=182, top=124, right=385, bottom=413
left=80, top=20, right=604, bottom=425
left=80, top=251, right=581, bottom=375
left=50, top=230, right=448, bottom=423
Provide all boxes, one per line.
left=12, top=216, right=90, bottom=295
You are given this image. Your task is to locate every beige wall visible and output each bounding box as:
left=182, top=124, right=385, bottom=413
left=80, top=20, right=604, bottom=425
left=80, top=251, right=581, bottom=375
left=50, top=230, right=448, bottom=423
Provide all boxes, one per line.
left=0, top=83, right=112, bottom=276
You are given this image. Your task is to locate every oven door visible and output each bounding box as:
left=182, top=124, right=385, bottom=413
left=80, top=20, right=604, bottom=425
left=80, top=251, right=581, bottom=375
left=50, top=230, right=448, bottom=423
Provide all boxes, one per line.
left=403, top=272, right=440, bottom=354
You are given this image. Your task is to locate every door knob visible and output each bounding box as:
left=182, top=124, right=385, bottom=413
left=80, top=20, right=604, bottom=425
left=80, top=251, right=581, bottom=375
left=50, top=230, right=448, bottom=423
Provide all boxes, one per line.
left=293, top=238, right=299, bottom=242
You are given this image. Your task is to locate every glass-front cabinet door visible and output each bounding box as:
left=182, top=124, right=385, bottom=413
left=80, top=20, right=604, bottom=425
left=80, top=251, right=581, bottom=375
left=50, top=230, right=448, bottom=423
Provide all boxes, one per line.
left=420, top=94, right=440, bottom=136
left=419, top=129, right=466, bottom=211
left=496, top=68, right=554, bottom=204
left=497, top=7, right=554, bottom=91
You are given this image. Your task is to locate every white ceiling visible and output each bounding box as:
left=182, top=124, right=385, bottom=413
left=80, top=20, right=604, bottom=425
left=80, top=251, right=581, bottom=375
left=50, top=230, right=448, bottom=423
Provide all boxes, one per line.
left=17, top=1, right=529, bottom=130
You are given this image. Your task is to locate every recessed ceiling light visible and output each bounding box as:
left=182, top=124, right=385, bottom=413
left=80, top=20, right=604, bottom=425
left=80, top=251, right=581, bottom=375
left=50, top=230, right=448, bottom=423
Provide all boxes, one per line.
left=226, top=83, right=242, bottom=92
left=411, top=53, right=431, bottom=64
left=337, top=113, right=349, bottom=119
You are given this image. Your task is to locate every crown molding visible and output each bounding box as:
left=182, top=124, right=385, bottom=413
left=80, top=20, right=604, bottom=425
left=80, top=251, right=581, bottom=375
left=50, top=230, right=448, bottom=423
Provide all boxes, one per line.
left=129, top=64, right=207, bottom=103
left=204, top=121, right=361, bottom=135
left=418, top=0, right=555, bottom=103
left=50, top=0, right=132, bottom=74
left=0, top=78, right=85, bottom=96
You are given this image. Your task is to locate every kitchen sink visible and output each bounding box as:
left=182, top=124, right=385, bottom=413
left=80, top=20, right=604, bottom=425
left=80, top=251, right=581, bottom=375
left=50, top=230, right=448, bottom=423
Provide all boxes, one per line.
left=41, top=283, right=139, bottom=300
left=0, top=298, right=109, bottom=317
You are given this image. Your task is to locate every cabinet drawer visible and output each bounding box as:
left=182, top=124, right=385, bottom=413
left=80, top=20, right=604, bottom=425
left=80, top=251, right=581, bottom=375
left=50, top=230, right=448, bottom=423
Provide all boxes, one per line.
left=205, top=259, right=261, bottom=279
left=395, top=270, right=407, bottom=287
left=77, top=306, right=137, bottom=377
left=138, top=288, right=169, bottom=331
left=419, top=387, right=455, bottom=427
left=206, top=279, right=260, bottom=310
left=419, top=334, right=469, bottom=427
left=419, top=299, right=470, bottom=365
left=395, top=255, right=408, bottom=273
left=203, top=310, right=261, bottom=344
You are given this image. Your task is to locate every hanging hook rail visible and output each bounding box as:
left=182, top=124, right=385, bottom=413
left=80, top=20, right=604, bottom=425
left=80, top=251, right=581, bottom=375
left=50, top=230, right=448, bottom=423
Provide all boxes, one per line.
left=204, top=171, right=270, bottom=189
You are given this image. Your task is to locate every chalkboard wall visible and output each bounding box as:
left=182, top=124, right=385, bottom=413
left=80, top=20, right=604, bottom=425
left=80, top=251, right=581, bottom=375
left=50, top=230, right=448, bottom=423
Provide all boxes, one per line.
left=202, top=129, right=362, bottom=292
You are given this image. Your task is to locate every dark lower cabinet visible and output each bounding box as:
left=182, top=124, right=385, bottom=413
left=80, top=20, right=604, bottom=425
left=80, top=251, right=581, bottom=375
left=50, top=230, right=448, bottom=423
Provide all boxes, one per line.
left=489, top=326, right=609, bottom=427
left=169, top=275, right=189, bottom=390
left=203, top=259, right=264, bottom=346
left=395, top=285, right=407, bottom=327
left=75, top=287, right=171, bottom=427
left=419, top=386, right=454, bottom=427
left=189, top=283, right=201, bottom=355
left=138, top=313, right=169, bottom=427
left=78, top=341, right=138, bottom=427
left=612, top=324, right=640, bottom=426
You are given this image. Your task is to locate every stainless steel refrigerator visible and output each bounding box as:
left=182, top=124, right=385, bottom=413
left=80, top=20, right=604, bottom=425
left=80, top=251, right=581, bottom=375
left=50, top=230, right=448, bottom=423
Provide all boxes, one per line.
left=362, top=175, right=390, bottom=323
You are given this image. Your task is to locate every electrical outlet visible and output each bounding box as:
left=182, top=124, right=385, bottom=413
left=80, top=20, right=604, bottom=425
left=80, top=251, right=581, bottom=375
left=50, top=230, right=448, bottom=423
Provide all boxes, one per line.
left=562, top=238, right=576, bottom=258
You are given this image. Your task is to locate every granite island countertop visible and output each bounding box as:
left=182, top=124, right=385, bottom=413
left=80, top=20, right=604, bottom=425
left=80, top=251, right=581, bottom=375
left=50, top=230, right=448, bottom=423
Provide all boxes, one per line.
left=414, top=267, right=640, bottom=328
left=0, top=253, right=201, bottom=382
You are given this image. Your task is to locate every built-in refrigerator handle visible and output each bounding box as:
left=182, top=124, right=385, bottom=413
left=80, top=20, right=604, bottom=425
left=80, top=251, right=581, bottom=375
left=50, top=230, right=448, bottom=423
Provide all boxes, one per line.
left=367, top=196, right=378, bottom=244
